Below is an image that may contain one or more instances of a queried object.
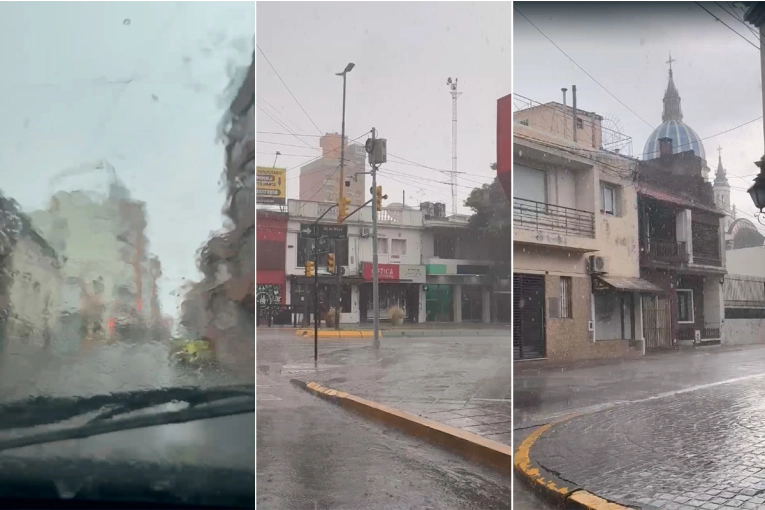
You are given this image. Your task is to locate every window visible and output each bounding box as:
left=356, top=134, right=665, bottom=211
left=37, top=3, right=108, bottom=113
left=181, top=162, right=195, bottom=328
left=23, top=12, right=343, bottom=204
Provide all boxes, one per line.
left=600, top=182, right=616, bottom=215
left=677, top=289, right=694, bottom=323
left=514, top=164, right=547, bottom=204
left=376, top=238, right=388, bottom=255
left=576, top=117, right=584, bottom=129
left=594, top=291, right=634, bottom=341
left=391, top=239, right=407, bottom=258
left=560, top=277, right=572, bottom=318
left=434, top=235, right=456, bottom=258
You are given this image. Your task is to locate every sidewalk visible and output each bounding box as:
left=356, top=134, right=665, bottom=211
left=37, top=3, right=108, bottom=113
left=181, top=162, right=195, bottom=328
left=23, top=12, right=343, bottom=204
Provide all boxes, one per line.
left=289, top=334, right=514, bottom=446
left=260, top=322, right=512, bottom=338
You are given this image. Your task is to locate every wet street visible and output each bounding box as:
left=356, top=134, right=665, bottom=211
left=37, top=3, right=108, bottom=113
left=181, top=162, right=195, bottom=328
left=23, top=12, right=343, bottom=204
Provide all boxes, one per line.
left=515, top=344, right=765, bottom=509
left=0, top=340, right=253, bottom=402
left=257, top=330, right=514, bottom=509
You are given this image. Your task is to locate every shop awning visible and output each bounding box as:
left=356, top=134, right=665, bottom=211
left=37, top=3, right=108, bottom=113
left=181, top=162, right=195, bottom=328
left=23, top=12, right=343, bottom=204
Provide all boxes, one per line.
left=593, top=275, right=662, bottom=293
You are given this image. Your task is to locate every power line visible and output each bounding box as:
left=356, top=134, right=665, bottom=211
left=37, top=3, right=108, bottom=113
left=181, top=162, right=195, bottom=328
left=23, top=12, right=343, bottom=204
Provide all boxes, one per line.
left=715, top=1, right=760, bottom=38
left=282, top=130, right=371, bottom=176
left=257, top=96, right=305, bottom=134
left=258, top=152, right=319, bottom=158
left=514, top=7, right=654, bottom=129
left=696, top=2, right=760, bottom=50
left=257, top=131, right=325, bottom=138
left=256, top=44, right=323, bottom=135
left=257, top=140, right=320, bottom=150
left=257, top=104, right=317, bottom=150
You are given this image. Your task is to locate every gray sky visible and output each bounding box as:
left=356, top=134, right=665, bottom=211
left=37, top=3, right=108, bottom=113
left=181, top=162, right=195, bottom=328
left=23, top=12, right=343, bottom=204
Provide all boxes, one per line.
left=256, top=1, right=511, bottom=211
left=0, top=2, right=254, bottom=317
left=514, top=1, right=765, bottom=229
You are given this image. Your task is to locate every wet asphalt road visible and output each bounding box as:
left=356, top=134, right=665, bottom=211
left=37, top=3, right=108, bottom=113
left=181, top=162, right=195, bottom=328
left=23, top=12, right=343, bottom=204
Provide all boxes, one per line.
left=257, top=331, right=514, bottom=509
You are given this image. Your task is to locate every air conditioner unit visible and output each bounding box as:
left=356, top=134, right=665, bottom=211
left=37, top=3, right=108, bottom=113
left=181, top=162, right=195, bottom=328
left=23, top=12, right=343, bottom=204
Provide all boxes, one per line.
left=588, top=255, right=608, bottom=274
left=361, top=227, right=372, bottom=238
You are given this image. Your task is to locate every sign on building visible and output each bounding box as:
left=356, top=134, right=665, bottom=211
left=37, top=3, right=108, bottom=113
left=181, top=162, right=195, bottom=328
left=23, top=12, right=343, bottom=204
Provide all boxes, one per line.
left=362, top=263, right=426, bottom=283
left=257, top=167, right=286, bottom=205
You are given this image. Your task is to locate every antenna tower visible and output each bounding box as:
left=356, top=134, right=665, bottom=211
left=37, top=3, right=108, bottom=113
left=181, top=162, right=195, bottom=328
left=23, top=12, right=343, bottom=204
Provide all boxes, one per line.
left=446, top=77, right=462, bottom=215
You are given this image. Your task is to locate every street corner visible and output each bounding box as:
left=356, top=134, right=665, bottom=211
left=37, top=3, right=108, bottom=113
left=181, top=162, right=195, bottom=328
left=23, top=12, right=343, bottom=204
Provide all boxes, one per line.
left=294, top=329, right=377, bottom=339
left=291, top=380, right=515, bottom=475
left=514, top=416, right=633, bottom=510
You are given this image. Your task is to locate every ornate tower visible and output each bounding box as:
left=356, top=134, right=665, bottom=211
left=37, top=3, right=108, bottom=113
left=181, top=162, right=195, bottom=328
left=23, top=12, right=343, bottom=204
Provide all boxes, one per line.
left=713, top=147, right=733, bottom=232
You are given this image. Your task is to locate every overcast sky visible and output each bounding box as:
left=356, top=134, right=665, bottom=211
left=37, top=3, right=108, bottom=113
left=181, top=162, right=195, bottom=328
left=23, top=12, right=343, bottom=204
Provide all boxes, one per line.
left=256, top=1, right=511, bottom=212
left=0, top=2, right=254, bottom=318
left=515, top=1, right=765, bottom=229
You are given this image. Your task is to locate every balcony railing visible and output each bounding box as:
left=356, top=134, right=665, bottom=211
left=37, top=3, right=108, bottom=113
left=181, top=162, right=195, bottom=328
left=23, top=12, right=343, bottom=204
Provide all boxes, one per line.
left=513, top=197, right=595, bottom=238
left=692, top=254, right=722, bottom=267
left=640, top=240, right=688, bottom=265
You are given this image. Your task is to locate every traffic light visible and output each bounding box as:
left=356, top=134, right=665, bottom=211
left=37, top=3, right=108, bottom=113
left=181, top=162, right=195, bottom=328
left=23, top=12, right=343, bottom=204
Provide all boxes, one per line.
left=337, top=196, right=351, bottom=223
left=375, top=185, right=383, bottom=211
left=305, top=260, right=315, bottom=277
left=327, top=253, right=335, bottom=274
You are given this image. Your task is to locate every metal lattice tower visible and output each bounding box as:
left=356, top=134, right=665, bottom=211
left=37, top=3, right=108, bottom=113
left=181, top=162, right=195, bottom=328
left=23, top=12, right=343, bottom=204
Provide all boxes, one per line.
left=446, top=77, right=462, bottom=216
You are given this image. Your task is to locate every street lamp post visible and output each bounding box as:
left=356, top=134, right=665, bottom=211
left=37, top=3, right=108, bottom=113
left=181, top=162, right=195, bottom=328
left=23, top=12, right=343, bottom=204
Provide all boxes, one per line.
left=744, top=6, right=765, bottom=215
left=334, top=62, right=354, bottom=329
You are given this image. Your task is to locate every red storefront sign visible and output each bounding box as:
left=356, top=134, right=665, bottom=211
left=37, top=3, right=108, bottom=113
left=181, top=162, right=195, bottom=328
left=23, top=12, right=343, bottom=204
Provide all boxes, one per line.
left=362, top=263, right=399, bottom=281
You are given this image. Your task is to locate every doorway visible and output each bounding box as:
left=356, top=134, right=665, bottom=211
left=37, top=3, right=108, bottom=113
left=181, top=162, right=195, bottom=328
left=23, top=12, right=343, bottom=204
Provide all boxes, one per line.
left=513, top=274, right=546, bottom=360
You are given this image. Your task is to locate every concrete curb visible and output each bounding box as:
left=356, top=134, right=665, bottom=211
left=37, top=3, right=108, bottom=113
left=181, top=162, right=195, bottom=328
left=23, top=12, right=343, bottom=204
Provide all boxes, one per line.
left=294, top=330, right=376, bottom=338
left=514, top=417, right=634, bottom=510
left=291, top=379, right=514, bottom=474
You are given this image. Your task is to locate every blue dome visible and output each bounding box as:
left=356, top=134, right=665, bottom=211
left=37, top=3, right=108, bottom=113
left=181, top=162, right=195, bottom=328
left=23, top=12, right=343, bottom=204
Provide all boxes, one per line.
left=642, top=119, right=706, bottom=161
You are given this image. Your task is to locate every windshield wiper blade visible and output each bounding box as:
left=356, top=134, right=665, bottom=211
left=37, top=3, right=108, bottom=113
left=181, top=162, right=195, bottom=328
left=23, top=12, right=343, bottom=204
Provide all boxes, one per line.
left=0, top=394, right=254, bottom=453
left=0, top=384, right=254, bottom=431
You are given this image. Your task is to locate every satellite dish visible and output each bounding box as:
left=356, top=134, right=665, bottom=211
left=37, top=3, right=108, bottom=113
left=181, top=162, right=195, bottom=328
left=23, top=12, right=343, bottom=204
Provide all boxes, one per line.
left=601, top=114, right=632, bottom=156
left=446, top=77, right=452, bottom=85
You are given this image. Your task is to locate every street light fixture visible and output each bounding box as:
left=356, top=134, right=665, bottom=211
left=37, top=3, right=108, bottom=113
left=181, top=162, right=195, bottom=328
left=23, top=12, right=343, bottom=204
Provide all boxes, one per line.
left=333, top=62, right=354, bottom=330
left=748, top=157, right=765, bottom=211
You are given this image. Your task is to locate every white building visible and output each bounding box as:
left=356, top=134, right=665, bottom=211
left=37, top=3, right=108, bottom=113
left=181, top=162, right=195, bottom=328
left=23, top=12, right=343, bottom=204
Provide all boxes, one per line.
left=284, top=199, right=512, bottom=326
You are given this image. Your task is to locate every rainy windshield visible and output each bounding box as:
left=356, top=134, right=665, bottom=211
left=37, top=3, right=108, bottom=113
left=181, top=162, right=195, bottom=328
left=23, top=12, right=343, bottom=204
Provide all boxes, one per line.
left=0, top=2, right=254, bottom=506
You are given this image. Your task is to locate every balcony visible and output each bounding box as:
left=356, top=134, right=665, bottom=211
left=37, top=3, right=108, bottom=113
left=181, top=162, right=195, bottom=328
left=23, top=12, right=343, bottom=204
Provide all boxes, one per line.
left=513, top=197, right=598, bottom=251
left=640, top=240, right=688, bottom=266
left=692, top=253, right=722, bottom=267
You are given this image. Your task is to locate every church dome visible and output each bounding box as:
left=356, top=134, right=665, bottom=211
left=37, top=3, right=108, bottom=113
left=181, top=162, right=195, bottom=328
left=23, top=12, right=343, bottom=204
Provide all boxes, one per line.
left=643, top=120, right=705, bottom=161
left=642, top=59, right=706, bottom=162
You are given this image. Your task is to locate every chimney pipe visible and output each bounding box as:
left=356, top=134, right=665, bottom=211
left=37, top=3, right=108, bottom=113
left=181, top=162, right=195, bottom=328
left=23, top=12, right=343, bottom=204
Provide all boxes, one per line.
left=659, top=137, right=672, bottom=158
left=572, top=85, right=578, bottom=143
left=561, top=88, right=568, bottom=106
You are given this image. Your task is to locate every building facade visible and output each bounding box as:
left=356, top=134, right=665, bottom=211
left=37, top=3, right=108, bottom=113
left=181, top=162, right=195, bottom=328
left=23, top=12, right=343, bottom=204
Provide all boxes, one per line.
left=181, top=50, right=254, bottom=374
left=299, top=134, right=367, bottom=206
left=256, top=209, right=287, bottom=323
left=511, top=101, right=659, bottom=362
left=636, top=64, right=726, bottom=349
left=0, top=193, right=62, bottom=351
left=284, top=200, right=426, bottom=325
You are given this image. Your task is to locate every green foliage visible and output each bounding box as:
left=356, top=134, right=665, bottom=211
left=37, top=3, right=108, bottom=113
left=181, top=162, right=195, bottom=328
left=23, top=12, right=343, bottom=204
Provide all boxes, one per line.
left=464, top=163, right=512, bottom=235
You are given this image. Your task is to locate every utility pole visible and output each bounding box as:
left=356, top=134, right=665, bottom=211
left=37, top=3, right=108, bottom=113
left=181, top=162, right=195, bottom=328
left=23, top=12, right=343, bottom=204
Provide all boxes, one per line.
left=370, top=128, right=380, bottom=348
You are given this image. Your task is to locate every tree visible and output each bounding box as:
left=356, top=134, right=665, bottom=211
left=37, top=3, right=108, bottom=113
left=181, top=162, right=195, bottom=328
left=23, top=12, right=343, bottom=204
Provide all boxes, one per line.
left=464, top=163, right=512, bottom=235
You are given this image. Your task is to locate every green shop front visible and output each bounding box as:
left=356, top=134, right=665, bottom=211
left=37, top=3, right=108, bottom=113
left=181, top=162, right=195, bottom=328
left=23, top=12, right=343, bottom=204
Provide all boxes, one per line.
left=424, top=262, right=511, bottom=324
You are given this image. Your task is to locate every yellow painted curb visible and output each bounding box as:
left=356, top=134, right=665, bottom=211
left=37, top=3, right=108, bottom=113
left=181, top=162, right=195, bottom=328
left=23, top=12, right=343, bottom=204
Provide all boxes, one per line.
left=293, top=380, right=513, bottom=473
left=294, top=330, right=379, bottom=338
left=514, top=416, right=631, bottom=510
left=567, top=491, right=632, bottom=510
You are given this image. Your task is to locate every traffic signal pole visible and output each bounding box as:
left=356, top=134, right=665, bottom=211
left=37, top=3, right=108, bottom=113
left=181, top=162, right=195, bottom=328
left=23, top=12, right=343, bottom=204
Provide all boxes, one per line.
left=371, top=128, right=380, bottom=348
left=314, top=239, right=319, bottom=362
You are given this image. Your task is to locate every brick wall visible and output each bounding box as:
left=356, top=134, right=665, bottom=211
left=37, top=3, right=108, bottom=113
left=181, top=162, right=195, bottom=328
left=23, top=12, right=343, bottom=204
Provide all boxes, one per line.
left=544, top=275, right=639, bottom=361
